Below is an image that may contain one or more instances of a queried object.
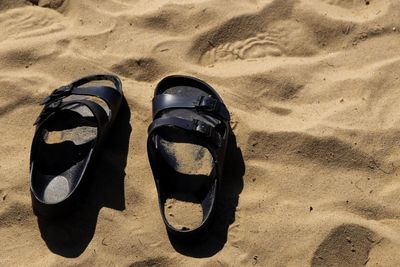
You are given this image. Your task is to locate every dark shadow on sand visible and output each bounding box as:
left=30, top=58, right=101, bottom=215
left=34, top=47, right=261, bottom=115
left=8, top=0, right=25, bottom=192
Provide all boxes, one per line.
left=37, top=97, right=131, bottom=258
left=168, top=131, right=245, bottom=257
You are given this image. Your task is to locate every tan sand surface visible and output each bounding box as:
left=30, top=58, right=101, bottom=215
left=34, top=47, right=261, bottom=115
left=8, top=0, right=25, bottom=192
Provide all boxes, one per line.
left=1, top=0, right=400, bottom=266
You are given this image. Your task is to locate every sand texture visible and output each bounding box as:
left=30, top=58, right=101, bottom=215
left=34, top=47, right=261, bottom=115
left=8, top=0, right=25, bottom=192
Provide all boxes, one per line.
left=1, top=0, right=400, bottom=266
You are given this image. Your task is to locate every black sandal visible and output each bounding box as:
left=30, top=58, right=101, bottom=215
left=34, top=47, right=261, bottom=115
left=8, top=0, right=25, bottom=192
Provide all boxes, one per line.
left=147, top=75, right=231, bottom=237
left=30, top=74, right=123, bottom=217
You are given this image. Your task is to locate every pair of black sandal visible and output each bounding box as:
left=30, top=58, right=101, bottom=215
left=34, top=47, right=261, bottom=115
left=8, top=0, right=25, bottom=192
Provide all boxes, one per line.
left=30, top=74, right=231, bottom=237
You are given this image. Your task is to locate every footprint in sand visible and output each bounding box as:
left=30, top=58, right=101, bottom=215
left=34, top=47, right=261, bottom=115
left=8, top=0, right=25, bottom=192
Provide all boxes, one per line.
left=0, top=6, right=66, bottom=42
left=311, top=224, right=379, bottom=267
left=200, top=20, right=317, bottom=65
left=111, top=57, right=167, bottom=82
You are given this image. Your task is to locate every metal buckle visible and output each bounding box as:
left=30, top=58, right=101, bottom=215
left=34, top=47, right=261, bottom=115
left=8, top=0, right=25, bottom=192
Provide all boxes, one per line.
left=192, top=119, right=212, bottom=137
left=34, top=99, right=62, bottom=126
left=35, top=87, right=67, bottom=126
left=47, top=99, right=62, bottom=109
left=197, top=95, right=217, bottom=111
left=40, top=84, right=73, bottom=105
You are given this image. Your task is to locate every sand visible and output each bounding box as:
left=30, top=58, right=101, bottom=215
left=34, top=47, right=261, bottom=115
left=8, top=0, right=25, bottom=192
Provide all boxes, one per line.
left=1, top=0, right=400, bottom=265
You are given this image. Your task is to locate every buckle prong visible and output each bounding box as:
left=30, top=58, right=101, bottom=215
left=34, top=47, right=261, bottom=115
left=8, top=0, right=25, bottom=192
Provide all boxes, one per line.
left=192, top=119, right=212, bottom=137
left=196, top=95, right=217, bottom=111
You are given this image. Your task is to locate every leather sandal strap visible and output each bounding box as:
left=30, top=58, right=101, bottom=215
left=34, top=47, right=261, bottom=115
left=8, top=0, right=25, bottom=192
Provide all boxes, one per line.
left=153, top=94, right=230, bottom=120
left=148, top=116, right=223, bottom=148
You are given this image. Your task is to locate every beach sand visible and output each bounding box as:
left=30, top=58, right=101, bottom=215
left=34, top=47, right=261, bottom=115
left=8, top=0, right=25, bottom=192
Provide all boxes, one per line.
left=1, top=0, right=400, bottom=266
